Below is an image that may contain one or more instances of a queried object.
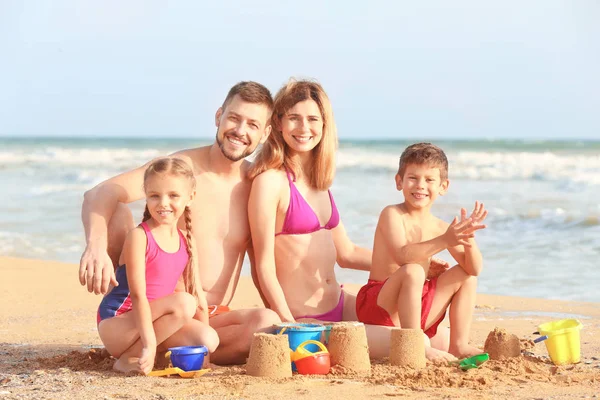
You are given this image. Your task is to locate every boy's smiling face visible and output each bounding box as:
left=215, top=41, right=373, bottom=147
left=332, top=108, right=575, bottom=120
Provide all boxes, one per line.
left=395, top=163, right=449, bottom=208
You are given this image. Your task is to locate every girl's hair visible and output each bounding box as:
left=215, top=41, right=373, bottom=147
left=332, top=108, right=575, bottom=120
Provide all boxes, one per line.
left=141, top=157, right=201, bottom=305
left=248, top=78, right=338, bottom=190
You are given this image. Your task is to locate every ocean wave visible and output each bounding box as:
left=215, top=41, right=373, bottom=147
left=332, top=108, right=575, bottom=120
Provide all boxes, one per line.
left=3, top=146, right=600, bottom=187
left=488, top=207, right=600, bottom=228
left=336, top=149, right=600, bottom=186
left=0, top=147, right=172, bottom=169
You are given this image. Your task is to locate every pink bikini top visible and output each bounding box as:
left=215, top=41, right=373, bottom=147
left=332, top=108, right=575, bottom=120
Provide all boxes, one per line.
left=275, top=169, right=340, bottom=236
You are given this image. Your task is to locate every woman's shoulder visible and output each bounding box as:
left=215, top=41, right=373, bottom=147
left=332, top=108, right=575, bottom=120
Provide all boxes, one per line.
left=252, top=168, right=287, bottom=187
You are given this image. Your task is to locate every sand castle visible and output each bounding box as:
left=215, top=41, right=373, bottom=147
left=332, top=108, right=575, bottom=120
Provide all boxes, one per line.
left=327, top=322, right=371, bottom=373
left=484, top=327, right=521, bottom=360
left=246, top=333, right=292, bottom=378
left=389, top=328, right=426, bottom=368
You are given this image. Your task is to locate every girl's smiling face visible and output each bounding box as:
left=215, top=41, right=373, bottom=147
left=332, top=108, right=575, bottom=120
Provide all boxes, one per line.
left=144, top=174, right=194, bottom=225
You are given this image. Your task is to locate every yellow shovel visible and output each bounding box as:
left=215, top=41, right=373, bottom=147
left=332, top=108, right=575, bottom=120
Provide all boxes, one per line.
left=148, top=367, right=211, bottom=378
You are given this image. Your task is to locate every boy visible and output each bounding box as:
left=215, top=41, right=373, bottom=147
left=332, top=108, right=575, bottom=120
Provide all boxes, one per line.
left=356, top=143, right=487, bottom=362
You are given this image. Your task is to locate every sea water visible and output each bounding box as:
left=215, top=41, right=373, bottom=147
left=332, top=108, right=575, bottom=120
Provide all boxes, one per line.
left=2, top=137, right=599, bottom=302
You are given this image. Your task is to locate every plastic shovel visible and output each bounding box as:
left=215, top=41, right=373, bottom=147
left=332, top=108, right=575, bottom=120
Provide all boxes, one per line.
left=148, top=367, right=211, bottom=378
left=450, top=353, right=490, bottom=370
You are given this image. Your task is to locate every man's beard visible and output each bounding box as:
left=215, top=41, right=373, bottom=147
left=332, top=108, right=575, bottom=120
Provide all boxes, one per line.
left=216, top=131, right=253, bottom=162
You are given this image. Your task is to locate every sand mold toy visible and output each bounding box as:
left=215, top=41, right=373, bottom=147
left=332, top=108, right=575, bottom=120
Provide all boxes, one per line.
left=290, top=339, right=330, bottom=375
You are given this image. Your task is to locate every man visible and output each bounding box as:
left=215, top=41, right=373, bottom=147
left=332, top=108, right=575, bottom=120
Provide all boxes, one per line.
left=79, top=81, right=281, bottom=365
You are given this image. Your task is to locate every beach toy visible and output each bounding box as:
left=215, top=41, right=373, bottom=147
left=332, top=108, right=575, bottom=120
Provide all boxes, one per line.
left=274, top=323, right=326, bottom=352
left=322, top=324, right=333, bottom=345
left=537, top=319, right=583, bottom=365
left=166, top=345, right=208, bottom=372
left=148, top=367, right=211, bottom=378
left=290, top=340, right=330, bottom=375
left=274, top=323, right=326, bottom=370
left=451, top=353, right=490, bottom=371
left=389, top=328, right=426, bottom=369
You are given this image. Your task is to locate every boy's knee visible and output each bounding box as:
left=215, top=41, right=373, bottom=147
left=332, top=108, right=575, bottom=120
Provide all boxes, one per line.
left=400, top=263, right=426, bottom=282
left=463, top=274, right=477, bottom=288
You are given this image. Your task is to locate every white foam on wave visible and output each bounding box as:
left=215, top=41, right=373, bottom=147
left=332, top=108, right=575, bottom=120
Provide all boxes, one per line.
left=0, top=147, right=172, bottom=169
left=336, top=149, right=600, bottom=186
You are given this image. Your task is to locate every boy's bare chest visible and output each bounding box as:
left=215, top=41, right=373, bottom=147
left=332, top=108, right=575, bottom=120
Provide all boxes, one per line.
left=403, top=218, right=445, bottom=244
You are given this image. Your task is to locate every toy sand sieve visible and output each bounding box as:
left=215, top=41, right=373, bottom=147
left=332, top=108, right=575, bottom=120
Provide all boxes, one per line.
left=537, top=319, right=583, bottom=365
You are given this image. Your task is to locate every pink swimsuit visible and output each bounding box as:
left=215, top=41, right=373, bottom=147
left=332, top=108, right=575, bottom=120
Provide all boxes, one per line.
left=97, top=222, right=189, bottom=324
left=276, top=169, right=344, bottom=322
left=276, top=169, right=340, bottom=236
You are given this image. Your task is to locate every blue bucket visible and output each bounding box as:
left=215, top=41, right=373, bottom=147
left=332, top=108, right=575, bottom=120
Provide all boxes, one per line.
left=274, top=323, right=326, bottom=371
left=168, top=345, right=208, bottom=372
left=323, top=325, right=333, bottom=345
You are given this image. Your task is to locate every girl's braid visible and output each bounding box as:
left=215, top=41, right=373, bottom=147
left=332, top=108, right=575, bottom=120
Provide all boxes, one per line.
left=183, top=205, right=200, bottom=305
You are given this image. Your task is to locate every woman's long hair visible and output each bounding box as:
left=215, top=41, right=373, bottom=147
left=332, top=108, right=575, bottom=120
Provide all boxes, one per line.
left=248, top=78, right=338, bottom=190
left=142, top=157, right=201, bottom=306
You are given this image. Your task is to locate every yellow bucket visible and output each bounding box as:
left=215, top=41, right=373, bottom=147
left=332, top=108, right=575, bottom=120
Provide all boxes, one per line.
left=537, top=319, right=583, bottom=365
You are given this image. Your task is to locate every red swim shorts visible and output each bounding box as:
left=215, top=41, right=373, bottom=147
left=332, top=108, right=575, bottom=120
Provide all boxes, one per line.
left=355, top=277, right=445, bottom=338
left=208, top=305, right=231, bottom=318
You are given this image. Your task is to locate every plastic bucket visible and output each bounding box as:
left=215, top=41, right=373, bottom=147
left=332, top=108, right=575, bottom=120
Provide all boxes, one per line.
left=274, top=323, right=326, bottom=352
left=274, top=323, right=325, bottom=371
left=537, top=319, right=583, bottom=365
left=168, top=345, right=208, bottom=371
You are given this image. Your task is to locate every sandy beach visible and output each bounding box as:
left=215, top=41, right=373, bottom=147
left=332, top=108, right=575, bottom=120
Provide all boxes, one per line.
left=1, top=256, right=599, bottom=399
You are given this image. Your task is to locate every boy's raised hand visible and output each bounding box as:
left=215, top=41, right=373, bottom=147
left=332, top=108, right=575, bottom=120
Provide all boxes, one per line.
left=467, top=201, right=488, bottom=225
left=445, top=209, right=486, bottom=248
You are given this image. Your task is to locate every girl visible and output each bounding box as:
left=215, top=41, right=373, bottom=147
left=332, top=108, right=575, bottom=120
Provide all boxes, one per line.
left=97, top=157, right=219, bottom=374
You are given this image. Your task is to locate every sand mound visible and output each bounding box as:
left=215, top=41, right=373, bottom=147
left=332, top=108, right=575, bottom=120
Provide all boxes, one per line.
left=484, top=327, right=521, bottom=360
left=35, top=348, right=114, bottom=372
left=368, top=354, right=597, bottom=390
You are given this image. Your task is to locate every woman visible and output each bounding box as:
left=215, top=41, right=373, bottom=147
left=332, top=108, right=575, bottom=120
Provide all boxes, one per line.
left=248, top=79, right=403, bottom=358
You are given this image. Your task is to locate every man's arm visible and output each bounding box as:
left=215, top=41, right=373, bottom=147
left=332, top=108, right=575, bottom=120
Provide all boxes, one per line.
left=79, top=163, right=149, bottom=294
left=248, top=171, right=295, bottom=322
left=332, top=221, right=371, bottom=271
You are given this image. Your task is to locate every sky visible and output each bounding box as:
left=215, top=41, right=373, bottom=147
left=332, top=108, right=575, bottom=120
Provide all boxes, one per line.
left=1, top=1, right=599, bottom=140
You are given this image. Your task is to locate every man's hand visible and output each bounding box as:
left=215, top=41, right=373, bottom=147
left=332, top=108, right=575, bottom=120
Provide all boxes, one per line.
left=427, top=257, right=450, bottom=279
left=79, top=244, right=118, bottom=294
